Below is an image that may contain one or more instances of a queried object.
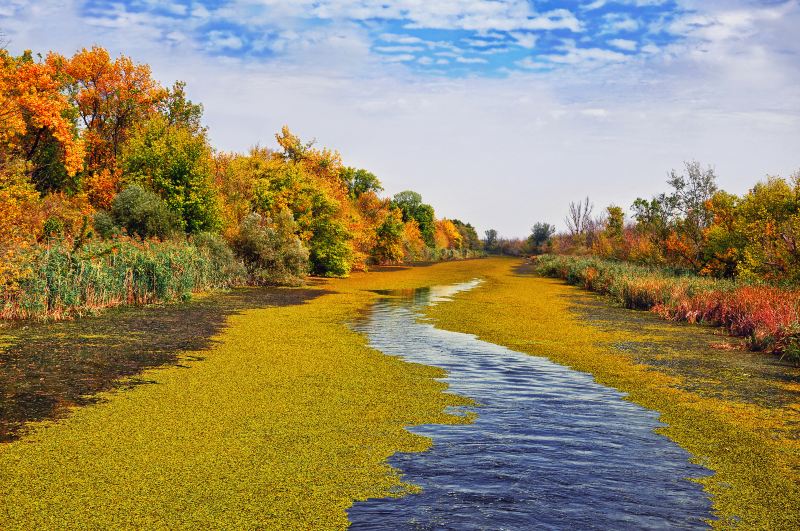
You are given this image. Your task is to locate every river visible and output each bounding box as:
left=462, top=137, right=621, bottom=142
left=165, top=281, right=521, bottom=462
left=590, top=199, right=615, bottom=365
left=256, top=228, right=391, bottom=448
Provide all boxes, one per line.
left=348, top=280, right=713, bottom=530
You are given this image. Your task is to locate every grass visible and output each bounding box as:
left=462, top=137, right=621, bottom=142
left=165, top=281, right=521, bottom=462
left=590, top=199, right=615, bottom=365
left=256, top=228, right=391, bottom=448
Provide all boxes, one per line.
left=426, top=258, right=800, bottom=529
left=0, top=258, right=500, bottom=529
left=534, top=254, right=800, bottom=359
left=1, top=238, right=243, bottom=320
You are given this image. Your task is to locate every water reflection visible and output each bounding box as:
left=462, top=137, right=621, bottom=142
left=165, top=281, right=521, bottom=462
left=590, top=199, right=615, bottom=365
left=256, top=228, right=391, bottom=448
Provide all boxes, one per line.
left=349, top=280, right=712, bottom=530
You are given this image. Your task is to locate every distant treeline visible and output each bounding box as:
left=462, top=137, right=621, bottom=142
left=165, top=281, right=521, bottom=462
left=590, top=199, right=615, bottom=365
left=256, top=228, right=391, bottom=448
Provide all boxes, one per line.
left=0, top=46, right=482, bottom=318
left=486, top=160, right=800, bottom=285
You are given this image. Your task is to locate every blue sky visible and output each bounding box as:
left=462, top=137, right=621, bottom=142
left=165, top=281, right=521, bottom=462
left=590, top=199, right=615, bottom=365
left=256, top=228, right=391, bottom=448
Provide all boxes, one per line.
left=2, top=0, right=799, bottom=236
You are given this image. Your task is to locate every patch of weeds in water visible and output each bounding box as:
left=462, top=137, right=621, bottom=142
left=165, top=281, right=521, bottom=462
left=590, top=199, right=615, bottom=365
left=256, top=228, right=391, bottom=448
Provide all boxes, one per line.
left=0, top=287, right=320, bottom=442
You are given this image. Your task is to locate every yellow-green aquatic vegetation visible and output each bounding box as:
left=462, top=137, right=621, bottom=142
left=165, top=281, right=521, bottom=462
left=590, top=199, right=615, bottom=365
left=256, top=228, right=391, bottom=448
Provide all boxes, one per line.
left=0, top=258, right=501, bottom=529
left=426, top=258, right=800, bottom=529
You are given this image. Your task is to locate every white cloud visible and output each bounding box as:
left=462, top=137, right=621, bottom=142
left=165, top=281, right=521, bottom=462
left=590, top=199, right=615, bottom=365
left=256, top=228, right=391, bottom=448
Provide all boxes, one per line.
left=602, top=13, right=640, bottom=33
left=608, top=38, right=637, bottom=51
left=509, top=32, right=538, bottom=49
left=455, top=56, right=489, bottom=64
left=207, top=31, right=244, bottom=51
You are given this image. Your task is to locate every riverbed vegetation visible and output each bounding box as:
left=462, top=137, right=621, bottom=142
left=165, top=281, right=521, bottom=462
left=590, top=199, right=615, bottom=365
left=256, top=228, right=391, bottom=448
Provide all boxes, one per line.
left=478, top=161, right=800, bottom=361
left=534, top=255, right=800, bottom=361
left=0, top=46, right=482, bottom=320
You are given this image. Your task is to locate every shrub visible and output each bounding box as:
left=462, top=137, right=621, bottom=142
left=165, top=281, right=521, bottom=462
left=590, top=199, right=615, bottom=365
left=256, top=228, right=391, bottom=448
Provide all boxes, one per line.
left=93, top=211, right=117, bottom=239
left=0, top=239, right=237, bottom=319
left=232, top=211, right=309, bottom=285
left=190, top=231, right=246, bottom=287
left=534, top=254, right=799, bottom=357
left=111, top=184, right=181, bottom=240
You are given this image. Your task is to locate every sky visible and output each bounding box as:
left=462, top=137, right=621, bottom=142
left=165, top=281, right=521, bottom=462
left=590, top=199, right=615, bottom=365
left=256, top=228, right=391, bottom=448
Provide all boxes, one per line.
left=2, top=0, right=799, bottom=237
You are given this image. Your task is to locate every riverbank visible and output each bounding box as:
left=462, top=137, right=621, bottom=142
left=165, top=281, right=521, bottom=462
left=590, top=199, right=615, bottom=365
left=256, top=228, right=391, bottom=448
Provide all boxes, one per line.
left=533, top=254, right=800, bottom=360
left=426, top=259, right=800, bottom=529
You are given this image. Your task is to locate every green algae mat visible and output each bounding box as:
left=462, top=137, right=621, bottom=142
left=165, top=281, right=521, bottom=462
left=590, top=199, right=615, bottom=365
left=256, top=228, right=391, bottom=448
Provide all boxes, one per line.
left=0, top=259, right=492, bottom=529
left=1, top=257, right=798, bottom=529
left=426, top=259, right=800, bottom=530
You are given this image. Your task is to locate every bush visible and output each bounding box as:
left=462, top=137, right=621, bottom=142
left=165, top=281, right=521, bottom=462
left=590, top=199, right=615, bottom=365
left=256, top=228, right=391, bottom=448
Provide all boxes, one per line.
left=191, top=232, right=246, bottom=287
left=93, top=211, right=117, bottom=239
left=111, top=184, right=181, bottom=240
left=533, top=254, right=800, bottom=357
left=232, top=211, right=309, bottom=285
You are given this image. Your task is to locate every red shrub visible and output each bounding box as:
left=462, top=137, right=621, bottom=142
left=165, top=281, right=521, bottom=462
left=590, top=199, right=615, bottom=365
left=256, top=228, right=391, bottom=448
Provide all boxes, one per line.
left=656, top=286, right=800, bottom=351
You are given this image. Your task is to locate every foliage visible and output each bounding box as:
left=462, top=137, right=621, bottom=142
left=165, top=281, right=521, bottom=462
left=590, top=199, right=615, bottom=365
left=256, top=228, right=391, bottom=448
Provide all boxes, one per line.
left=121, top=114, right=220, bottom=233
left=110, top=184, right=181, bottom=240
left=1, top=45, right=480, bottom=318
left=528, top=222, right=555, bottom=254
left=231, top=211, right=309, bottom=285
left=547, top=163, right=800, bottom=285
left=534, top=254, right=800, bottom=357
left=393, top=190, right=436, bottom=247
left=340, top=166, right=383, bottom=199
left=1, top=238, right=239, bottom=319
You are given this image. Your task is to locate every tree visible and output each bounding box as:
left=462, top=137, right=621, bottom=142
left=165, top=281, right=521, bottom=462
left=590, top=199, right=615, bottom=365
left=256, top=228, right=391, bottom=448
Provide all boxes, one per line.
left=451, top=219, right=481, bottom=251
left=528, top=222, right=555, bottom=254
left=666, top=160, right=717, bottom=233
left=60, top=46, right=166, bottom=174
left=371, top=207, right=405, bottom=263
left=340, top=167, right=382, bottom=199
left=392, top=190, right=435, bottom=247
left=109, top=184, right=180, bottom=240
left=0, top=50, right=84, bottom=186
left=565, top=197, right=593, bottom=236
left=604, top=206, right=624, bottom=240
left=484, top=229, right=498, bottom=251
left=121, top=114, right=220, bottom=233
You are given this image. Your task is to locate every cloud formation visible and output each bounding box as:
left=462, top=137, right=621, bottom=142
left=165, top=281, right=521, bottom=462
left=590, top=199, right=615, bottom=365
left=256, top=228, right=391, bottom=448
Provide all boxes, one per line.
left=1, top=0, right=798, bottom=236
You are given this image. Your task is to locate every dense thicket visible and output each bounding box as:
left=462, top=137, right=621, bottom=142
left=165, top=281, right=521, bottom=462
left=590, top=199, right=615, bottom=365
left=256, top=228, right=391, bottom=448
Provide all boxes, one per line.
left=0, top=46, right=482, bottom=318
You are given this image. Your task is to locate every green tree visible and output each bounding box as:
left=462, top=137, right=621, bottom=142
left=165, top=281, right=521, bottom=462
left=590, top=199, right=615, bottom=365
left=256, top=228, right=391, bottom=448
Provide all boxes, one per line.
left=340, top=167, right=383, bottom=199
left=528, top=222, right=555, bottom=254
left=121, top=114, right=221, bottom=233
left=371, top=208, right=405, bottom=263
left=451, top=219, right=481, bottom=251
left=392, top=190, right=435, bottom=247
left=484, top=229, right=498, bottom=251
left=109, top=184, right=180, bottom=240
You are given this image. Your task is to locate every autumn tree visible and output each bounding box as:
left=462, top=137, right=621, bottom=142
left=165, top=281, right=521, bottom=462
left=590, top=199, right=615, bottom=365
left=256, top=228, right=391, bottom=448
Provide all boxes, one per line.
left=393, top=190, right=435, bottom=247
left=0, top=50, right=84, bottom=189
left=61, top=46, right=166, bottom=171
left=451, top=219, right=481, bottom=251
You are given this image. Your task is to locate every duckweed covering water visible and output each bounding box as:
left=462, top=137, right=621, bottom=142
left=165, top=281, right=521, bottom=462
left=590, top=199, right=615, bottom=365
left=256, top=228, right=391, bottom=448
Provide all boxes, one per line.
left=0, top=259, right=499, bottom=529
left=426, top=258, right=800, bottom=529
left=0, top=257, right=796, bottom=528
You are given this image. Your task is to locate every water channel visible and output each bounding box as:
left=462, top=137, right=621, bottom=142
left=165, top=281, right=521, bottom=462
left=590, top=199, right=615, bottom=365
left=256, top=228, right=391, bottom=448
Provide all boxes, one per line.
left=348, top=280, right=713, bottom=530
